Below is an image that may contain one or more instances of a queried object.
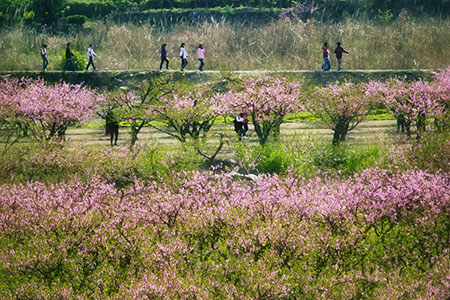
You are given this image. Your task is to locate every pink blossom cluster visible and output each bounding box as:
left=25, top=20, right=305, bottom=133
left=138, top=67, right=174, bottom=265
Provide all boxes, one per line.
left=216, top=76, right=304, bottom=144
left=218, top=76, right=304, bottom=119
left=365, top=74, right=450, bottom=134
left=1, top=168, right=449, bottom=298
left=150, top=87, right=224, bottom=120
left=307, top=81, right=372, bottom=126
left=0, top=78, right=104, bottom=139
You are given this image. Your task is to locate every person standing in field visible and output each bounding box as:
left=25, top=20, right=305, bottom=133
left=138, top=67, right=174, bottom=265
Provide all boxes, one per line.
left=180, top=43, right=188, bottom=71
left=334, top=42, right=349, bottom=71
left=197, top=44, right=205, bottom=71
left=41, top=44, right=48, bottom=71
left=321, top=42, right=330, bottom=71
left=105, top=109, right=119, bottom=146
left=86, top=44, right=97, bottom=71
left=63, top=43, right=75, bottom=72
left=160, top=43, right=169, bottom=70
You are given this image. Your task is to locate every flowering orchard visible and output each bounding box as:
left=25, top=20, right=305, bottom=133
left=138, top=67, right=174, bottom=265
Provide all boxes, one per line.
left=0, top=169, right=449, bottom=299
left=365, top=77, right=449, bottom=137
left=2, top=71, right=449, bottom=146
left=1, top=69, right=450, bottom=299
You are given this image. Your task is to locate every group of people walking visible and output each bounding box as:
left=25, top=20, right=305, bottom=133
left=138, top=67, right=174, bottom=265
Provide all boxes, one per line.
left=160, top=43, right=206, bottom=71
left=40, top=43, right=97, bottom=72
left=41, top=42, right=206, bottom=72
left=40, top=41, right=349, bottom=72
left=321, top=42, right=350, bottom=71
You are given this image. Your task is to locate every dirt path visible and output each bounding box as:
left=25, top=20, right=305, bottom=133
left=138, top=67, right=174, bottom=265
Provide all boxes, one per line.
left=66, top=120, right=398, bottom=147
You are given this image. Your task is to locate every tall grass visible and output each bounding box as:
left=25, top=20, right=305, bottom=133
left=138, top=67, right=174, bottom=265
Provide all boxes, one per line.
left=1, top=15, right=449, bottom=71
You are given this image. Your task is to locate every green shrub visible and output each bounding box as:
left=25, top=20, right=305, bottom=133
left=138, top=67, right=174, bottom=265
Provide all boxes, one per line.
left=62, top=14, right=87, bottom=26
left=407, top=132, right=450, bottom=172
left=232, top=142, right=295, bottom=175
left=55, top=49, right=87, bottom=71
left=136, top=143, right=204, bottom=180
left=311, top=143, right=380, bottom=175
left=254, top=143, right=293, bottom=175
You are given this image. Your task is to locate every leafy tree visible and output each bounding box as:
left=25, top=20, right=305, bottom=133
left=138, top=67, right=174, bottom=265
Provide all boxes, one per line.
left=148, top=87, right=220, bottom=142
left=108, top=75, right=175, bottom=146
left=147, top=85, right=228, bottom=163
left=29, top=0, right=65, bottom=25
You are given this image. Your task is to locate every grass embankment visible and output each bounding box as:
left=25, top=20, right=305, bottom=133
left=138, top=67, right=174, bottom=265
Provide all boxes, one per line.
left=1, top=16, right=449, bottom=71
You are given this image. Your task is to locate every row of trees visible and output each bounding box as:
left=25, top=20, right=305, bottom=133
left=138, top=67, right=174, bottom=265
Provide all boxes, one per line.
left=2, top=0, right=449, bottom=26
left=1, top=69, right=449, bottom=153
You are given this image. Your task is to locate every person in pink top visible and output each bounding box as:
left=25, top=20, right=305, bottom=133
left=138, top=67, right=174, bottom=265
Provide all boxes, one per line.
left=197, top=44, right=205, bottom=71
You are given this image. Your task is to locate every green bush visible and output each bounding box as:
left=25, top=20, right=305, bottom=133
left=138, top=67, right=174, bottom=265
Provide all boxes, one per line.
left=254, top=143, right=293, bottom=175
left=137, top=143, right=204, bottom=180
left=55, top=49, right=87, bottom=71
left=231, top=141, right=380, bottom=176
left=232, top=142, right=295, bottom=175
left=407, top=132, right=450, bottom=172
left=62, top=14, right=88, bottom=26
left=311, top=143, right=380, bottom=175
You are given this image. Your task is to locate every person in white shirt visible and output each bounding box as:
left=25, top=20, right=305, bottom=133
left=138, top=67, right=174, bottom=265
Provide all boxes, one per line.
left=86, top=44, right=97, bottom=71
left=179, top=43, right=188, bottom=71
left=40, top=44, right=48, bottom=71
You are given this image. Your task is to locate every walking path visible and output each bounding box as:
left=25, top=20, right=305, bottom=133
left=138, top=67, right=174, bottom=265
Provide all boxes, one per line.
left=0, top=70, right=434, bottom=89
left=66, top=120, right=398, bottom=147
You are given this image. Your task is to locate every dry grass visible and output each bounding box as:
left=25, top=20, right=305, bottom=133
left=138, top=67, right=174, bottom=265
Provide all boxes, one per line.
left=1, top=16, right=449, bottom=71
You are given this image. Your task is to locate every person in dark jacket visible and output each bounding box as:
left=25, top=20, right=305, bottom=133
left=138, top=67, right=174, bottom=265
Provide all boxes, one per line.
left=234, top=113, right=248, bottom=140
left=160, top=43, right=169, bottom=70
left=334, top=42, right=350, bottom=71
left=63, top=43, right=75, bottom=72
left=105, top=110, right=119, bottom=146
left=41, top=44, right=48, bottom=71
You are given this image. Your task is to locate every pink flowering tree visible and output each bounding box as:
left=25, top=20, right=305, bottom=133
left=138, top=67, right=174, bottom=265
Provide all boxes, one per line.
left=219, top=76, right=304, bottom=145
left=366, top=78, right=447, bottom=138
left=306, top=81, right=372, bottom=145
left=148, top=87, right=222, bottom=142
left=433, top=66, right=450, bottom=131
left=0, top=78, right=26, bottom=147
left=148, top=86, right=228, bottom=162
left=109, top=75, right=174, bottom=146
left=0, top=78, right=102, bottom=141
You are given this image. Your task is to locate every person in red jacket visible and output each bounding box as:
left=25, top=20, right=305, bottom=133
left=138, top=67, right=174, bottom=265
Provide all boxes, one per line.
left=334, top=42, right=349, bottom=71
left=321, top=42, right=330, bottom=71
